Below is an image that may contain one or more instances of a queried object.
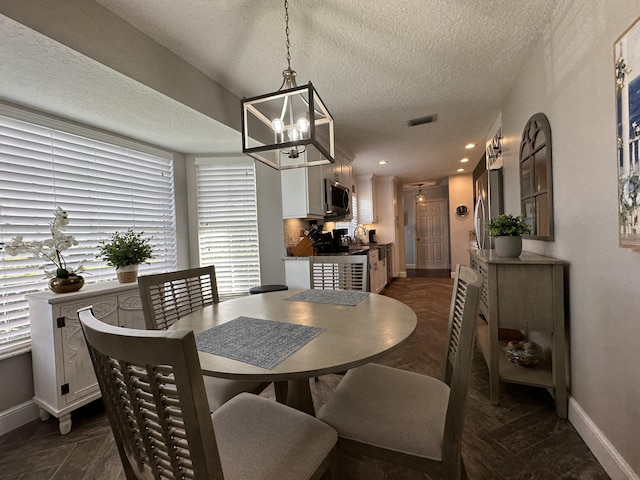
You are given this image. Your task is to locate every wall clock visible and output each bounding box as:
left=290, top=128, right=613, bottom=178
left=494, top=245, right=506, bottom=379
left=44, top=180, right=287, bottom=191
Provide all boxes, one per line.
left=456, top=205, right=469, bottom=217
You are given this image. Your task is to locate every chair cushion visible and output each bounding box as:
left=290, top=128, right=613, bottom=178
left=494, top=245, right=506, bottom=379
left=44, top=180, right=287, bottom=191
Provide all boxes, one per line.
left=317, top=363, right=450, bottom=461
left=249, top=284, right=289, bottom=294
left=203, top=376, right=264, bottom=411
left=213, top=393, right=337, bottom=480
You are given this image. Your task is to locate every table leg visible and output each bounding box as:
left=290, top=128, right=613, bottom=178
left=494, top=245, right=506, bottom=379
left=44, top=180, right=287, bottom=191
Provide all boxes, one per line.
left=274, top=381, right=288, bottom=404
left=286, top=378, right=315, bottom=416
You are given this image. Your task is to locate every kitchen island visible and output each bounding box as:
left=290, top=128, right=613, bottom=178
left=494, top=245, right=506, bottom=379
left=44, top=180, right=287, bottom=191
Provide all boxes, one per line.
left=284, top=243, right=391, bottom=292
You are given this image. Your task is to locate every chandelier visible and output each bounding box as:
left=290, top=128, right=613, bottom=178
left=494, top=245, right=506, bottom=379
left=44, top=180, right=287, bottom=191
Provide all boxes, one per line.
left=416, top=184, right=426, bottom=204
left=241, top=0, right=335, bottom=170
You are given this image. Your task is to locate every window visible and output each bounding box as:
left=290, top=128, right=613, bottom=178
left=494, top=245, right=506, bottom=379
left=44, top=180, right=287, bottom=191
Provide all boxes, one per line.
left=194, top=157, right=261, bottom=296
left=519, top=113, right=554, bottom=240
left=0, top=111, right=177, bottom=357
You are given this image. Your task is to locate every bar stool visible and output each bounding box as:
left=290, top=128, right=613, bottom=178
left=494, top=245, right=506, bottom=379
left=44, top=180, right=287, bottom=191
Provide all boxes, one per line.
left=249, top=284, right=289, bottom=295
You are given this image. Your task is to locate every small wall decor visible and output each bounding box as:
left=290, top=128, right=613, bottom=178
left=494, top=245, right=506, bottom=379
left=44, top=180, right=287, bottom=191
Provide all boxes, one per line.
left=486, top=127, right=502, bottom=169
left=519, top=113, right=554, bottom=241
left=615, top=16, right=640, bottom=251
left=455, top=205, right=469, bottom=217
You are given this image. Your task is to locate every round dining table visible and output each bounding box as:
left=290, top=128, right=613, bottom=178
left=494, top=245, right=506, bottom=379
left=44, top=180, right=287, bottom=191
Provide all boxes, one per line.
left=172, top=289, right=417, bottom=415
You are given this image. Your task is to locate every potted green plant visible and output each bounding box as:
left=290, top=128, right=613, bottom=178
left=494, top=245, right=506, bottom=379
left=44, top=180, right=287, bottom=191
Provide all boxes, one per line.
left=487, top=214, right=531, bottom=257
left=97, top=229, right=153, bottom=283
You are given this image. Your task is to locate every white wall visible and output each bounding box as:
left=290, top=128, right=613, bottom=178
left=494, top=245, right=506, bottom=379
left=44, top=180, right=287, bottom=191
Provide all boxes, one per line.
left=255, top=162, right=286, bottom=285
left=447, top=173, right=475, bottom=274
left=373, top=176, right=396, bottom=244
left=403, top=190, right=416, bottom=266
left=500, top=1, right=640, bottom=477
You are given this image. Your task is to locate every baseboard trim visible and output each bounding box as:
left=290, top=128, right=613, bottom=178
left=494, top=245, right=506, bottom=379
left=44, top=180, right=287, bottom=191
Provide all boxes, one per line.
left=569, top=397, right=639, bottom=480
left=398, top=271, right=407, bottom=278
left=0, top=399, right=40, bottom=436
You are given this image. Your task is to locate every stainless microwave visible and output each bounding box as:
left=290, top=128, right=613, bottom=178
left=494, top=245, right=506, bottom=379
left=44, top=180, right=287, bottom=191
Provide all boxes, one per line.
left=325, top=179, right=350, bottom=216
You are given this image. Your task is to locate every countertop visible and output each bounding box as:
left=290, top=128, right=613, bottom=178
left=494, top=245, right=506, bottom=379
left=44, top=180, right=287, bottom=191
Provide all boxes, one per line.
left=284, top=243, right=392, bottom=260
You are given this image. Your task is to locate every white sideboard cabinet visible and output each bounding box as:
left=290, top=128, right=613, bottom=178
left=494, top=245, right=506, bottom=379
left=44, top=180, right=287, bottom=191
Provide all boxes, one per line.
left=469, top=249, right=567, bottom=418
left=27, top=282, right=144, bottom=434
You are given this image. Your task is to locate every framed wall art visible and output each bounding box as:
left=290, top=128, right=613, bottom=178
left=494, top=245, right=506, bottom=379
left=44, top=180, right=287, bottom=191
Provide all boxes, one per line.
left=615, top=16, right=640, bottom=250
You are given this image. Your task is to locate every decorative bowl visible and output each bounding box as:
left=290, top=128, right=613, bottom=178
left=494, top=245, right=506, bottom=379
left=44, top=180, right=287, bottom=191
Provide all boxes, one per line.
left=503, top=340, right=545, bottom=367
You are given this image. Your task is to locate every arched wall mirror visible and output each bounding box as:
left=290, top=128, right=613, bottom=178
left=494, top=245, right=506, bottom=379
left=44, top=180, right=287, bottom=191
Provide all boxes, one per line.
left=519, top=113, right=554, bottom=241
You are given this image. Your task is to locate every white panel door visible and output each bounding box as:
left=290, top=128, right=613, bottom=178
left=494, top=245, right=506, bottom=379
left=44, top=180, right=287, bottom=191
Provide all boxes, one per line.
left=415, top=199, right=450, bottom=269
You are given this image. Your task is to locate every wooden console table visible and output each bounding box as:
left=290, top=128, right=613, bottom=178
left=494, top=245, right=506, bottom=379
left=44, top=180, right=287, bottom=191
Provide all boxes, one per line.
left=469, top=249, right=567, bottom=418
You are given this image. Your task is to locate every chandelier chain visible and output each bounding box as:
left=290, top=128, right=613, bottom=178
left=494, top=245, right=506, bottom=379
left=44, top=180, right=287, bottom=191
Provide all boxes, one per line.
left=284, top=0, right=292, bottom=70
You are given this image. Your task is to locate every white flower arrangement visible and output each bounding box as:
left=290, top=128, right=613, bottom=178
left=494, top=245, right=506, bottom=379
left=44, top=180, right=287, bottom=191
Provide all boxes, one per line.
left=3, top=207, right=85, bottom=278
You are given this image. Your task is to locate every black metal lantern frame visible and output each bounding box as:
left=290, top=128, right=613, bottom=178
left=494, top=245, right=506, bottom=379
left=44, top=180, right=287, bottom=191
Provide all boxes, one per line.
left=242, top=81, right=335, bottom=170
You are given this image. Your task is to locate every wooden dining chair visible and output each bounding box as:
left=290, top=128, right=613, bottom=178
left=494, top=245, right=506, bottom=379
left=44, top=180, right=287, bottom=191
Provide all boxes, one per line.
left=317, top=264, right=483, bottom=480
left=137, top=266, right=269, bottom=410
left=310, top=255, right=368, bottom=291
left=310, top=255, right=368, bottom=382
left=78, top=307, right=338, bottom=480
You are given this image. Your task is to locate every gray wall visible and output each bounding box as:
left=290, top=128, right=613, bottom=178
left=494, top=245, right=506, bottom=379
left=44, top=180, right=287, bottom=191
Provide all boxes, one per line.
left=255, top=162, right=286, bottom=285
left=499, top=1, right=640, bottom=475
left=403, top=190, right=416, bottom=265
left=0, top=0, right=285, bottom=432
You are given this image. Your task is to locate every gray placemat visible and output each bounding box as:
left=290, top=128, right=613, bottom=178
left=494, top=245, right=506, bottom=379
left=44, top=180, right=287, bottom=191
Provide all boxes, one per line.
left=195, top=316, right=324, bottom=369
left=284, top=289, right=369, bottom=306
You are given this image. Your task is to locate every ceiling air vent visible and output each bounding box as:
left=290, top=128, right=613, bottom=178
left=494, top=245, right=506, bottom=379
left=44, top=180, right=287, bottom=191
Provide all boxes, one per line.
left=407, top=114, right=437, bottom=127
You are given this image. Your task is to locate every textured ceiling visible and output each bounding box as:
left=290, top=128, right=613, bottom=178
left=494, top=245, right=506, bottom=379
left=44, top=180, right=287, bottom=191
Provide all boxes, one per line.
left=1, top=1, right=559, bottom=184
left=0, top=15, right=240, bottom=154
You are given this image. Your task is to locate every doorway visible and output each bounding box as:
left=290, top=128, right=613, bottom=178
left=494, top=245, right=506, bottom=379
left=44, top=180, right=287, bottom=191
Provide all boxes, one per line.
left=415, top=199, right=450, bottom=270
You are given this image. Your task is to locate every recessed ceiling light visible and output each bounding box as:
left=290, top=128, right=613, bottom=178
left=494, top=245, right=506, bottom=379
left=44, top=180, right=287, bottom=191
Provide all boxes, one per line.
left=465, top=143, right=476, bottom=149
left=378, top=160, right=387, bottom=165
left=460, top=158, right=469, bottom=163
left=457, top=168, right=464, bottom=172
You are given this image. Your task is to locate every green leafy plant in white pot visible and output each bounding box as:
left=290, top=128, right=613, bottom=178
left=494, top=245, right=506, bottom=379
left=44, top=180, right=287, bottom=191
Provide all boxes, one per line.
left=97, top=229, right=153, bottom=283
left=487, top=214, right=531, bottom=257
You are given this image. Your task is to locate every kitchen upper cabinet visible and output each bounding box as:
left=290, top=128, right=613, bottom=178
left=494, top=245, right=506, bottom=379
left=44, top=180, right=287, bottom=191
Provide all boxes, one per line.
left=323, top=157, right=351, bottom=190
left=356, top=174, right=377, bottom=224
left=281, top=165, right=325, bottom=219
left=324, top=158, right=353, bottom=220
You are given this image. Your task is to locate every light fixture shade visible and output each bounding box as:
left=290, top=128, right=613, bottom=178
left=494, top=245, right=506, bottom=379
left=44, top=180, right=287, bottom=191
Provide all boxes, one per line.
left=242, top=82, right=335, bottom=170
left=416, top=191, right=427, bottom=204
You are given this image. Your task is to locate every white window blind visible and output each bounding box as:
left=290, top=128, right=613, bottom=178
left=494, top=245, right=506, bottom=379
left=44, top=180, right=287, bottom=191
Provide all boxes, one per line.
left=0, top=113, right=177, bottom=357
left=195, top=158, right=261, bottom=296
left=336, top=194, right=358, bottom=237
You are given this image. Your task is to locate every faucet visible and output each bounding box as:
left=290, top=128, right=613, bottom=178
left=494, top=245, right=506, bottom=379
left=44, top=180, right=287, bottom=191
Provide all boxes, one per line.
left=353, top=225, right=368, bottom=245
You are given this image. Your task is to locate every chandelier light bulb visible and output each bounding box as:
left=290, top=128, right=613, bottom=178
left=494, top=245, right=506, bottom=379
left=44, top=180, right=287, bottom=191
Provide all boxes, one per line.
left=272, top=118, right=285, bottom=143
left=272, top=118, right=284, bottom=133
left=287, top=127, right=300, bottom=142
left=297, top=118, right=310, bottom=137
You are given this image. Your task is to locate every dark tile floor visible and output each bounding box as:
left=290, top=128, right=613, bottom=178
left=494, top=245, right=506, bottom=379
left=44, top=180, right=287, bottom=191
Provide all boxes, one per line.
left=406, top=268, right=451, bottom=278
left=0, top=277, right=610, bottom=479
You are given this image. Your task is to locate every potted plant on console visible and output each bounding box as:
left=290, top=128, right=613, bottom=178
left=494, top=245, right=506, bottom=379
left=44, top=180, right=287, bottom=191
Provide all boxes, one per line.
left=487, top=214, right=531, bottom=257
left=2, top=207, right=86, bottom=293
left=97, top=229, right=153, bottom=283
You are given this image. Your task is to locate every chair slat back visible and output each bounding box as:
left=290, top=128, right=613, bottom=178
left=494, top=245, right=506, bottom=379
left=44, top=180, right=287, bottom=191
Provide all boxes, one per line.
left=310, top=255, right=368, bottom=291
left=78, top=307, right=224, bottom=480
left=138, top=266, right=220, bottom=331
left=441, top=264, right=483, bottom=478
